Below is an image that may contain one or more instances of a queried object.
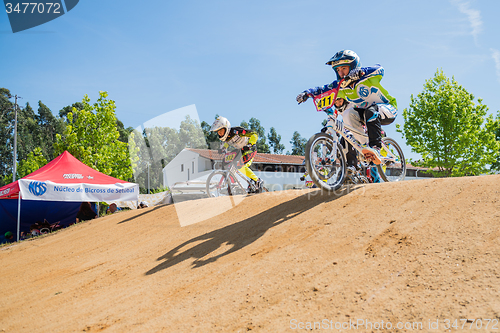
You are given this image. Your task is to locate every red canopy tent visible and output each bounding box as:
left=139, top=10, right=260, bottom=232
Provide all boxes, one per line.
left=0, top=151, right=139, bottom=240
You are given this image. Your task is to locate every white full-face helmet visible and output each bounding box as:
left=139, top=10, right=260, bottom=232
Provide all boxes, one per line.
left=210, top=116, right=231, bottom=141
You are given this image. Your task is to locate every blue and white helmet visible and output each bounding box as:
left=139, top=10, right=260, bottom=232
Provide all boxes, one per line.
left=326, top=50, right=361, bottom=81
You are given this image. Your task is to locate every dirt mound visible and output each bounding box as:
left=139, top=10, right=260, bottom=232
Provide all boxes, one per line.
left=1, top=175, right=499, bottom=332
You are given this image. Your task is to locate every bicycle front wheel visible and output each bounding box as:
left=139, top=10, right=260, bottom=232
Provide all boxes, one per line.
left=377, top=137, right=406, bottom=182
left=206, top=171, right=233, bottom=197
left=305, top=133, right=346, bottom=192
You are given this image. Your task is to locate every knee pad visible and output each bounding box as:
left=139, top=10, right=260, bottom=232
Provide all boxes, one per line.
left=354, top=105, right=379, bottom=123
left=364, top=105, right=379, bottom=123
left=378, top=104, right=397, bottom=125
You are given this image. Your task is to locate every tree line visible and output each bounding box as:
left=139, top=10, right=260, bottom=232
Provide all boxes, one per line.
left=0, top=89, right=137, bottom=188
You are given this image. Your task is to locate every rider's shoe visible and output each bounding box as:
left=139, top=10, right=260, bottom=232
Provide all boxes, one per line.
left=247, top=179, right=262, bottom=194
left=247, top=178, right=264, bottom=194
left=362, top=146, right=382, bottom=165
left=255, top=178, right=264, bottom=193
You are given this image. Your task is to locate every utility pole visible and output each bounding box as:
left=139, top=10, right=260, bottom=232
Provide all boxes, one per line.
left=9, top=95, right=21, bottom=182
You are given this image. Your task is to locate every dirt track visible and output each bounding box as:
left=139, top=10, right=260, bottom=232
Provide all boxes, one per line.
left=1, top=175, right=500, bottom=332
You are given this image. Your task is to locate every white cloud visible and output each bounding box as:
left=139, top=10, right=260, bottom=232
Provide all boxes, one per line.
left=491, top=49, right=500, bottom=83
left=451, top=0, right=483, bottom=43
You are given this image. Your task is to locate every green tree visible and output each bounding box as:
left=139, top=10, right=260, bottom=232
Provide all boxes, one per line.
left=130, top=115, right=206, bottom=192
left=0, top=88, right=14, bottom=186
left=397, top=69, right=500, bottom=177
left=240, top=117, right=270, bottom=153
left=289, top=131, right=306, bottom=156
left=491, top=120, right=500, bottom=171
left=54, top=91, right=133, bottom=180
left=14, top=102, right=39, bottom=164
left=59, top=102, right=84, bottom=123
left=128, top=128, right=155, bottom=192
left=267, top=127, right=285, bottom=154
left=179, top=115, right=207, bottom=151
left=36, top=101, right=65, bottom=159
left=2, top=147, right=49, bottom=184
left=201, top=114, right=220, bottom=149
left=10, top=101, right=65, bottom=164
left=116, top=119, right=134, bottom=144
left=16, top=147, right=48, bottom=179
left=0, top=89, right=69, bottom=186
left=62, top=102, right=131, bottom=143
left=9, top=101, right=65, bottom=167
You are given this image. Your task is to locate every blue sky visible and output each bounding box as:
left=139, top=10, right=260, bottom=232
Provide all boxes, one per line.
left=1, top=0, right=499, bottom=161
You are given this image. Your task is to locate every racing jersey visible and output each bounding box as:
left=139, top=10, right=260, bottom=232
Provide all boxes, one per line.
left=223, top=127, right=258, bottom=149
left=305, top=65, right=397, bottom=109
left=337, top=65, right=397, bottom=109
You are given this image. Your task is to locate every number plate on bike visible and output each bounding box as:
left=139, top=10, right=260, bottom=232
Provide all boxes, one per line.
left=225, top=152, right=237, bottom=163
left=313, top=88, right=337, bottom=112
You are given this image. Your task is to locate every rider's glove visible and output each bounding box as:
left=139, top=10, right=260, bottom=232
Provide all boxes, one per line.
left=242, top=145, right=251, bottom=152
left=300, top=176, right=305, bottom=181
left=346, top=68, right=365, bottom=82
left=296, top=92, right=309, bottom=104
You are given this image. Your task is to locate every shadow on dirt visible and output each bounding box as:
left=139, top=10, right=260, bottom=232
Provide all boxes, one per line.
left=118, top=205, right=166, bottom=224
left=146, top=186, right=362, bottom=275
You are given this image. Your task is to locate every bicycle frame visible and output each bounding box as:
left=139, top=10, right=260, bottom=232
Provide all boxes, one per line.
left=206, top=149, right=260, bottom=197
left=324, top=112, right=399, bottom=167
left=221, top=166, right=251, bottom=192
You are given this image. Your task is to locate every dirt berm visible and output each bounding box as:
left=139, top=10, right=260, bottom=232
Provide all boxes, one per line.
left=1, top=175, right=500, bottom=332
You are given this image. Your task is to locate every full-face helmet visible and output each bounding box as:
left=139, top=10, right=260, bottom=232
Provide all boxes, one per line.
left=210, top=116, right=231, bottom=141
left=326, top=50, right=361, bottom=81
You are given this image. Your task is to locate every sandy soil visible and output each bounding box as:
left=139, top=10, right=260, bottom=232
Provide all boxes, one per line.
left=0, top=175, right=500, bottom=332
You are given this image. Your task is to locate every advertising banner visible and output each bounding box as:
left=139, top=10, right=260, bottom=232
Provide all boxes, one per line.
left=18, top=179, right=139, bottom=202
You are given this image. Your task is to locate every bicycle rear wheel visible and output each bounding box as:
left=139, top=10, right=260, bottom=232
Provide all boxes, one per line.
left=206, top=171, right=234, bottom=197
left=377, top=137, right=406, bottom=182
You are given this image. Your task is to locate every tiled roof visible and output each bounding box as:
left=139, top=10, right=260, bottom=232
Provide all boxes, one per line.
left=186, top=148, right=305, bottom=165
left=186, top=149, right=222, bottom=161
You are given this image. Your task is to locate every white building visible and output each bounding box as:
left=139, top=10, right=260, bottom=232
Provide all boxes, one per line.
left=162, top=149, right=215, bottom=187
left=163, top=148, right=307, bottom=193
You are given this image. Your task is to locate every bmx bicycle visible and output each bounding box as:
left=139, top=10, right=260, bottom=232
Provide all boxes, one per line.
left=206, top=148, right=269, bottom=197
left=301, top=77, right=406, bottom=192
